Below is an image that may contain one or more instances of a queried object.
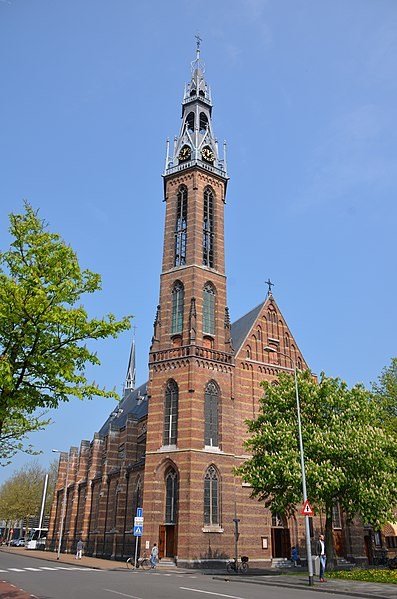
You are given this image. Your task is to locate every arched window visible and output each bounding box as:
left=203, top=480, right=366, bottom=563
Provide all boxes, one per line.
left=171, top=282, right=184, bottom=335
left=165, top=469, right=178, bottom=524
left=186, top=112, right=194, bottom=131
left=203, top=187, right=214, bottom=267
left=204, top=466, right=219, bottom=526
left=175, top=186, right=187, bottom=266
left=199, top=112, right=208, bottom=132
left=203, top=283, right=215, bottom=335
left=131, top=477, right=141, bottom=522
left=163, top=380, right=178, bottom=446
left=205, top=381, right=219, bottom=447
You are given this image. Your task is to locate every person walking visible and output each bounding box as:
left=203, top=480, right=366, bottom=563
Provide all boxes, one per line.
left=150, top=543, right=158, bottom=569
left=316, top=534, right=326, bottom=581
left=76, top=538, right=83, bottom=560
left=291, top=546, right=299, bottom=567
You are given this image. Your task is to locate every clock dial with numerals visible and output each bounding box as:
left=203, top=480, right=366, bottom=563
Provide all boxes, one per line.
left=201, top=146, right=215, bottom=163
left=178, top=145, right=192, bottom=162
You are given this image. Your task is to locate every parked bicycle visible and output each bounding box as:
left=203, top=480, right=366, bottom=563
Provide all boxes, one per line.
left=126, top=552, right=151, bottom=570
left=226, top=555, right=249, bottom=574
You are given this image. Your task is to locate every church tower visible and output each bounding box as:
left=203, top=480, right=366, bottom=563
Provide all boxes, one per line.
left=142, top=41, right=236, bottom=563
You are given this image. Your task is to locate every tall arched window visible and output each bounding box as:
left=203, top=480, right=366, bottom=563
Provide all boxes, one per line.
left=163, top=380, right=178, bottom=446
left=171, top=282, right=184, bottom=335
left=165, top=469, right=178, bottom=524
left=175, top=186, right=187, bottom=266
left=200, top=112, right=209, bottom=132
left=203, top=187, right=214, bottom=267
left=205, top=381, right=219, bottom=447
left=204, top=466, right=219, bottom=526
left=203, top=283, right=215, bottom=335
left=186, top=112, right=194, bottom=131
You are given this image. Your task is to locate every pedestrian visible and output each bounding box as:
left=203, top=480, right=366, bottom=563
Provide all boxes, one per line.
left=76, top=538, right=83, bottom=560
left=150, top=543, right=158, bottom=569
left=291, top=546, right=299, bottom=567
left=316, top=534, right=326, bottom=582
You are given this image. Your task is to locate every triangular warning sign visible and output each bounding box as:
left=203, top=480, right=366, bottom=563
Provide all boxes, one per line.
left=301, top=500, right=314, bottom=516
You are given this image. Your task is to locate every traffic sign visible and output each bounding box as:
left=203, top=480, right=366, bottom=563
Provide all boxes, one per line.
left=134, top=525, right=143, bottom=537
left=136, top=507, right=143, bottom=518
left=301, top=500, right=314, bottom=516
left=134, top=516, right=144, bottom=526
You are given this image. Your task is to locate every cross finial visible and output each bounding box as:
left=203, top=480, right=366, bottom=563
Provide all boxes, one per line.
left=195, top=33, right=202, bottom=58
left=265, top=278, right=274, bottom=295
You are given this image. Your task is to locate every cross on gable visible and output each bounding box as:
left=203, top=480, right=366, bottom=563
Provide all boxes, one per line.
left=265, top=278, right=274, bottom=295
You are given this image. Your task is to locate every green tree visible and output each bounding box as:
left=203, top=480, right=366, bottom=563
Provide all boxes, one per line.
left=372, top=358, right=397, bottom=437
left=0, top=460, right=53, bottom=535
left=236, top=370, right=397, bottom=566
left=0, top=203, right=131, bottom=463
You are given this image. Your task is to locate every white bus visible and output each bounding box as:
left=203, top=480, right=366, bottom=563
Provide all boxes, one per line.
left=25, top=528, right=48, bottom=550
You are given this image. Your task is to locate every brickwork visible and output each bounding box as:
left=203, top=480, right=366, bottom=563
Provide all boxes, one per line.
left=48, top=55, right=370, bottom=568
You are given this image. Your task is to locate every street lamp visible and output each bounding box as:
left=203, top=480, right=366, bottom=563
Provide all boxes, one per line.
left=52, top=449, right=70, bottom=560
left=264, top=347, right=314, bottom=586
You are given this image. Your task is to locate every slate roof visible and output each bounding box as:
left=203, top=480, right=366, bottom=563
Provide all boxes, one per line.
left=98, top=381, right=148, bottom=437
left=98, top=301, right=265, bottom=437
left=230, top=301, right=264, bottom=354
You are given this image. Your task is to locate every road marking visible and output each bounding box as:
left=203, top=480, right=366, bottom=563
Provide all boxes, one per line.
left=8, top=568, right=25, bottom=572
left=24, top=568, right=42, bottom=571
left=180, top=588, right=247, bottom=599
left=40, top=567, right=59, bottom=570
left=104, top=589, right=144, bottom=599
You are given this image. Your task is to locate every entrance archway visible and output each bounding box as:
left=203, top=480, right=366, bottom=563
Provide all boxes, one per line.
left=159, top=468, right=178, bottom=558
left=271, top=513, right=291, bottom=558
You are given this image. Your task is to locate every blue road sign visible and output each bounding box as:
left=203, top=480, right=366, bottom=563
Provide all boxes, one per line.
left=136, top=507, right=143, bottom=518
left=134, top=525, right=143, bottom=537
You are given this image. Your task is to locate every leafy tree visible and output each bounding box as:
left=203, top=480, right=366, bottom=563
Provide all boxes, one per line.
left=0, top=203, right=131, bottom=464
left=0, top=460, right=55, bottom=535
left=236, top=370, right=397, bottom=566
left=372, top=358, right=397, bottom=437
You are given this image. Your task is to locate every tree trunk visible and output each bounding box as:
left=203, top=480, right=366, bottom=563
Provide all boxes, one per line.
left=325, top=507, right=336, bottom=571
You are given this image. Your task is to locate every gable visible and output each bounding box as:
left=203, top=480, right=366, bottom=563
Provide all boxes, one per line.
left=233, top=294, right=308, bottom=371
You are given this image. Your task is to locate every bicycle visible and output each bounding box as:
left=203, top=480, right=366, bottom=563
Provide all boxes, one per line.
left=126, top=552, right=151, bottom=570
left=226, top=555, right=249, bottom=574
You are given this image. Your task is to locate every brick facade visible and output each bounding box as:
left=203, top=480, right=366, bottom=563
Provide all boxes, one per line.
left=48, top=50, right=372, bottom=567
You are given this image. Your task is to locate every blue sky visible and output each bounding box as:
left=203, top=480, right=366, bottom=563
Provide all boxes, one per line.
left=1, top=0, right=396, bottom=484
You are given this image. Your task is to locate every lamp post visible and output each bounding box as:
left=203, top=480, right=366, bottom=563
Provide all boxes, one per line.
left=264, top=347, right=314, bottom=586
left=52, top=449, right=70, bottom=560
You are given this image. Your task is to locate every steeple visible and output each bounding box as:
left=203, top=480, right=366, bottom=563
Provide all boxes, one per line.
left=124, top=334, right=136, bottom=392
left=164, top=38, right=228, bottom=181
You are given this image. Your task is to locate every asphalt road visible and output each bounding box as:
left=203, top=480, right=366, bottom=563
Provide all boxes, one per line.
left=0, top=550, right=347, bottom=599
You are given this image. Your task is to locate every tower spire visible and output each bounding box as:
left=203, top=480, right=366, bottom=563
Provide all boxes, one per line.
left=163, top=38, right=228, bottom=180
left=124, top=330, right=136, bottom=392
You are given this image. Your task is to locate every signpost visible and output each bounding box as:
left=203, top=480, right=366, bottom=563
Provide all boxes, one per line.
left=133, top=508, right=144, bottom=568
left=301, top=500, right=314, bottom=517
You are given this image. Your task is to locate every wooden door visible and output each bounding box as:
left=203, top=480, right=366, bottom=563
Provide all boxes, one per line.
left=281, top=528, right=291, bottom=558
left=158, top=525, right=166, bottom=559
left=166, top=526, right=175, bottom=557
left=333, top=530, right=344, bottom=557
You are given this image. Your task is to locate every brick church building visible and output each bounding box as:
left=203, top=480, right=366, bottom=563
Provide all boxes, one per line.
left=48, top=45, right=369, bottom=567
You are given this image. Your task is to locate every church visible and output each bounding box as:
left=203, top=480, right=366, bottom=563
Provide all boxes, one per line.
left=48, top=44, right=369, bottom=567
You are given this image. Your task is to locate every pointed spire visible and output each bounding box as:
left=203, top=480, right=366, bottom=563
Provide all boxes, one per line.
left=124, top=330, right=136, bottom=392
left=163, top=37, right=228, bottom=180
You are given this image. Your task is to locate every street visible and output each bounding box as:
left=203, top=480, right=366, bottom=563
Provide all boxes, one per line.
left=0, top=550, right=349, bottom=599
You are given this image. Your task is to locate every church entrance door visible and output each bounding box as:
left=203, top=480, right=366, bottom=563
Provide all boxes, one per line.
left=158, top=524, right=177, bottom=558
left=271, top=528, right=291, bottom=558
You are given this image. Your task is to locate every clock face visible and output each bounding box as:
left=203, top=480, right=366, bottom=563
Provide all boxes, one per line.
left=201, top=146, right=215, bottom=163
left=178, top=145, right=192, bottom=162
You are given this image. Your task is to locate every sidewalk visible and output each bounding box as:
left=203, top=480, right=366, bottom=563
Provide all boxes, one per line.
left=1, top=547, right=396, bottom=599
